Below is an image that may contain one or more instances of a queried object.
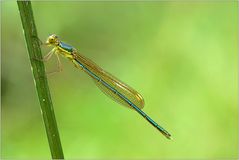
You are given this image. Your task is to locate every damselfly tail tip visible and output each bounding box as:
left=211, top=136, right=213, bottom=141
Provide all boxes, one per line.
left=161, top=130, right=172, bottom=140
left=165, top=134, right=172, bottom=140
left=166, top=134, right=172, bottom=140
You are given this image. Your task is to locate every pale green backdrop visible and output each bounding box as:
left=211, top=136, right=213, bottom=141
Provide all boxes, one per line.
left=1, top=1, right=238, bottom=159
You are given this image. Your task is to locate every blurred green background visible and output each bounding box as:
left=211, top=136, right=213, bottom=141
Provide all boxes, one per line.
left=1, top=1, right=238, bottom=159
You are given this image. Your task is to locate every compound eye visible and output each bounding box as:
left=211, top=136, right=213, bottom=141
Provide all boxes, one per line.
left=49, top=37, right=54, bottom=42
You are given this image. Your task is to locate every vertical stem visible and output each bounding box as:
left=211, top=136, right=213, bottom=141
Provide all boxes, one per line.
left=17, top=1, right=64, bottom=159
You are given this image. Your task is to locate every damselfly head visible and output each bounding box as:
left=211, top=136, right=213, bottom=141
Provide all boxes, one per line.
left=46, top=34, right=60, bottom=46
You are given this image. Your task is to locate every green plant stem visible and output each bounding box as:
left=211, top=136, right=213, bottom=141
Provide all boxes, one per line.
left=17, top=1, right=64, bottom=159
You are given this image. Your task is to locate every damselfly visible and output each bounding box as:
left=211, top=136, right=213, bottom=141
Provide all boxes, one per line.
left=41, top=34, right=171, bottom=139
